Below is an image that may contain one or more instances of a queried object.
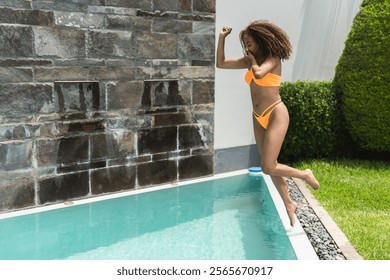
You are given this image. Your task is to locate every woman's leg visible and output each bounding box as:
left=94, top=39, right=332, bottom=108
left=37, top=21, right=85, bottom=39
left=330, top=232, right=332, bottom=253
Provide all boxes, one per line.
left=270, top=176, right=297, bottom=227
left=252, top=113, right=297, bottom=227
left=261, top=104, right=320, bottom=189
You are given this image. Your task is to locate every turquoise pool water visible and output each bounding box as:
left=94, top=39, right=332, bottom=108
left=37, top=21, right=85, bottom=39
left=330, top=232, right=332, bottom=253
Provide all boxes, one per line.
left=0, top=174, right=297, bottom=260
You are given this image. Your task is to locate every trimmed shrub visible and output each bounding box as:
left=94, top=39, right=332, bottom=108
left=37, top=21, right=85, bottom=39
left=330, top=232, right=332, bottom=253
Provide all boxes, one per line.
left=280, top=81, right=341, bottom=162
left=333, top=0, right=390, bottom=152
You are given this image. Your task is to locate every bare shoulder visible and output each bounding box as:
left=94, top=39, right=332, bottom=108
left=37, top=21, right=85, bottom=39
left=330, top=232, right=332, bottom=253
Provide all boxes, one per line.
left=216, top=56, right=249, bottom=69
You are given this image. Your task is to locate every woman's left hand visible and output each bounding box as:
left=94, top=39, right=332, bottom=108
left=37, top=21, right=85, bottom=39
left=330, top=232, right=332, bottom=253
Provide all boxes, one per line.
left=243, top=49, right=256, bottom=65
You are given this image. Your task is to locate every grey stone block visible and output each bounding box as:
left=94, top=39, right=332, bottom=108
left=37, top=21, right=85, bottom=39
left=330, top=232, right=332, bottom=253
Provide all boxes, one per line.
left=137, top=33, right=178, bottom=59
left=34, top=26, right=85, bottom=58
left=0, top=25, right=33, bottom=58
left=107, top=81, right=144, bottom=110
left=178, top=34, right=215, bottom=60
left=88, top=30, right=135, bottom=59
left=0, top=140, right=33, bottom=171
left=105, top=0, right=151, bottom=10
left=106, top=15, right=151, bottom=31
left=54, top=11, right=105, bottom=28
left=0, top=83, right=54, bottom=118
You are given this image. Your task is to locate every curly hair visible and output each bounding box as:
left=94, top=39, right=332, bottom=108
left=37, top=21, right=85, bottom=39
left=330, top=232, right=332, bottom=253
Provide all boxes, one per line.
left=240, top=20, right=292, bottom=60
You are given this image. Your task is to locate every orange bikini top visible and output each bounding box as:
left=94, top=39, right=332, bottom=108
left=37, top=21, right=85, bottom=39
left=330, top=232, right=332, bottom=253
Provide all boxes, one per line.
left=245, top=68, right=281, bottom=87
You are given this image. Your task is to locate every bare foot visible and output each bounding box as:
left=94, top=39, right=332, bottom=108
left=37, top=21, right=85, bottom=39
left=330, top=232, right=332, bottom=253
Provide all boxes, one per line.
left=287, top=201, right=297, bottom=227
left=305, top=169, right=320, bottom=190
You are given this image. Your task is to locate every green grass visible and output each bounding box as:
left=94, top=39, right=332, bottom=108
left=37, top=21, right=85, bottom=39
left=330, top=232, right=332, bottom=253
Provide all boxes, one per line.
left=294, top=159, right=390, bottom=260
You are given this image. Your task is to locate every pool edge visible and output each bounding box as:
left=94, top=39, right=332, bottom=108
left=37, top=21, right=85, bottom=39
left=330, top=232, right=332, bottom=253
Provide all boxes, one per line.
left=262, top=175, right=319, bottom=260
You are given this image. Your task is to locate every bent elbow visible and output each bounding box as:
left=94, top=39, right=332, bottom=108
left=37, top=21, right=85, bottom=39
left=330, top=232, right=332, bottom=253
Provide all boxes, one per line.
left=253, top=71, right=265, bottom=80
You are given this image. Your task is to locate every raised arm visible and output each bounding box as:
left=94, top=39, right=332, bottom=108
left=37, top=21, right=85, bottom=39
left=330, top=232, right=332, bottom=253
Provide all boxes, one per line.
left=249, top=56, right=281, bottom=79
left=216, top=26, right=248, bottom=69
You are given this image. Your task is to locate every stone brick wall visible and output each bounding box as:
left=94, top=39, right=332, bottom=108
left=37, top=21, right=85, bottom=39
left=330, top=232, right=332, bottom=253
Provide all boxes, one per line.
left=0, top=0, right=215, bottom=213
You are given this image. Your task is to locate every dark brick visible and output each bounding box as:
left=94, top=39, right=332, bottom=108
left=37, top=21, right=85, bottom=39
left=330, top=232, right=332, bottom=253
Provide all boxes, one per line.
left=143, top=80, right=184, bottom=107
left=191, top=60, right=214, bottom=66
left=0, top=59, right=52, bottom=67
left=36, top=139, right=59, bottom=167
left=58, top=161, right=106, bottom=174
left=39, top=172, right=90, bottom=204
left=107, top=81, right=144, bottom=110
left=136, top=9, right=178, bottom=19
left=54, top=81, right=100, bottom=113
left=179, top=154, right=213, bottom=180
left=192, top=80, right=214, bottom=104
left=59, top=120, right=105, bottom=135
left=0, top=8, right=54, bottom=26
left=89, top=67, right=136, bottom=81
left=154, top=112, right=190, bottom=127
left=91, top=165, right=136, bottom=194
left=153, top=0, right=179, bottom=12
left=0, top=178, right=35, bottom=212
left=138, top=159, right=177, bottom=186
left=193, top=0, right=215, bottom=13
left=58, top=136, right=89, bottom=165
left=138, top=127, right=177, bottom=154
left=90, top=132, right=135, bottom=161
left=179, top=125, right=204, bottom=150
left=179, top=0, right=192, bottom=11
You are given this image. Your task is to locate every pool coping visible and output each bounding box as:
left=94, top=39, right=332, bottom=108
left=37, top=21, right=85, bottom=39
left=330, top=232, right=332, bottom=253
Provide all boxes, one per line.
left=291, top=177, right=363, bottom=260
left=0, top=169, right=319, bottom=260
left=262, top=174, right=319, bottom=260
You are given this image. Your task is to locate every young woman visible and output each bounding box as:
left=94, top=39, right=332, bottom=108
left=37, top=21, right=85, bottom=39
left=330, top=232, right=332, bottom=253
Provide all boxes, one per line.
left=216, top=21, right=320, bottom=227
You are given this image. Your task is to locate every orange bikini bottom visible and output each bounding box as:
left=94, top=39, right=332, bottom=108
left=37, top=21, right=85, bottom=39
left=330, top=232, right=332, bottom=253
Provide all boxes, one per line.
left=253, top=99, right=283, bottom=129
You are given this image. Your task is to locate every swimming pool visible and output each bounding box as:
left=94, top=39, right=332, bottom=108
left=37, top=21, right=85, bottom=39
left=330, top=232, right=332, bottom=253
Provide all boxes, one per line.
left=0, top=170, right=316, bottom=260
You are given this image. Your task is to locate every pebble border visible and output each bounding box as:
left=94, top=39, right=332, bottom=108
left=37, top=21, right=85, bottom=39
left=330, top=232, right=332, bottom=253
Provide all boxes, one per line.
left=286, top=178, right=347, bottom=260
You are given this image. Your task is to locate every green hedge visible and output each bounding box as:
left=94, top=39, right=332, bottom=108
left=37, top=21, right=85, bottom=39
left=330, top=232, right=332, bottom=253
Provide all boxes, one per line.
left=279, top=81, right=345, bottom=162
left=333, top=0, right=390, bottom=152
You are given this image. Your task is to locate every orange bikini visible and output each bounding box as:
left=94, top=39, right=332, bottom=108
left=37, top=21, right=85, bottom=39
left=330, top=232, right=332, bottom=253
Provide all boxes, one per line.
left=245, top=68, right=283, bottom=129
left=245, top=69, right=281, bottom=87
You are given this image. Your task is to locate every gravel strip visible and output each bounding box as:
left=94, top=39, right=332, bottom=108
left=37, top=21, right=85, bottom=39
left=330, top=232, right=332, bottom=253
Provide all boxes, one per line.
left=286, top=178, right=347, bottom=260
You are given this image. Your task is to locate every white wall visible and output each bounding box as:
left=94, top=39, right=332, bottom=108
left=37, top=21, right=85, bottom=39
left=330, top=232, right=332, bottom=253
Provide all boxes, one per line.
left=215, top=0, right=361, bottom=150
